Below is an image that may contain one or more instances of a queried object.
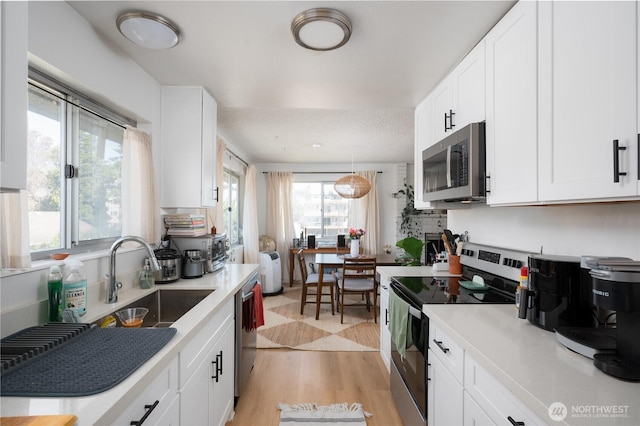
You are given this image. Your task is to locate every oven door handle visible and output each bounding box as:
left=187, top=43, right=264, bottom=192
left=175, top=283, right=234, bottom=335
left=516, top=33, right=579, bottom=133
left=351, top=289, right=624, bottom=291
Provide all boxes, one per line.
left=408, top=305, right=422, bottom=319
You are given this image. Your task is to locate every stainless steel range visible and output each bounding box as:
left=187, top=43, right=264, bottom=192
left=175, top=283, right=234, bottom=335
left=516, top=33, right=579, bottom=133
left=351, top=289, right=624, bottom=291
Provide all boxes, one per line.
left=389, top=242, right=531, bottom=426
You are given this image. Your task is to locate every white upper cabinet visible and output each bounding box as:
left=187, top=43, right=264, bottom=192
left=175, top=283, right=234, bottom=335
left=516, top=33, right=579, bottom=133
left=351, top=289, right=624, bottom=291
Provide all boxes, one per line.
left=0, top=2, right=28, bottom=192
left=161, top=86, right=218, bottom=208
left=538, top=1, right=639, bottom=202
left=484, top=0, right=538, bottom=205
left=414, top=96, right=437, bottom=209
left=431, top=41, right=486, bottom=146
left=414, top=41, right=485, bottom=210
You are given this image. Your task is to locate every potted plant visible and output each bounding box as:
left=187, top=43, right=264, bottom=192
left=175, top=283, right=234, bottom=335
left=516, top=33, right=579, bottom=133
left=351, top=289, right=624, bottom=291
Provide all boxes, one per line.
left=395, top=236, right=425, bottom=266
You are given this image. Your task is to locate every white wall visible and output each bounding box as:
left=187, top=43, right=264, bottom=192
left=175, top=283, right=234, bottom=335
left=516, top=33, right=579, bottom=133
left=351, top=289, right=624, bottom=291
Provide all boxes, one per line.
left=1, top=2, right=164, bottom=337
left=448, top=202, right=640, bottom=259
left=256, top=163, right=402, bottom=254
left=27, top=1, right=163, bottom=183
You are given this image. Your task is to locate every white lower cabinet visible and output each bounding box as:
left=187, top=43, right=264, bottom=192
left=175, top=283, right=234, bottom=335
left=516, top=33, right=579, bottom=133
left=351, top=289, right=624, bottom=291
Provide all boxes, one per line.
left=378, top=276, right=390, bottom=372
left=464, top=354, right=545, bottom=426
left=114, top=358, right=179, bottom=426
left=428, top=323, right=464, bottom=426
left=427, top=323, right=546, bottom=426
left=428, top=349, right=464, bottom=426
left=180, top=299, right=235, bottom=426
left=463, top=390, right=495, bottom=426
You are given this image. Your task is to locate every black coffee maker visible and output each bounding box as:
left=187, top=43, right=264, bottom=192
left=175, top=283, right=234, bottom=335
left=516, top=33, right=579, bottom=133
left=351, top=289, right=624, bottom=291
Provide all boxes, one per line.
left=589, top=261, right=640, bottom=381
left=518, top=254, right=593, bottom=331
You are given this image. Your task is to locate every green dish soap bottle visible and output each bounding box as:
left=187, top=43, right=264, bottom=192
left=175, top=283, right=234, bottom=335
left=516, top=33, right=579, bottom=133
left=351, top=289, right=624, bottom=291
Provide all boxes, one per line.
left=63, top=259, right=87, bottom=317
left=47, top=265, right=63, bottom=322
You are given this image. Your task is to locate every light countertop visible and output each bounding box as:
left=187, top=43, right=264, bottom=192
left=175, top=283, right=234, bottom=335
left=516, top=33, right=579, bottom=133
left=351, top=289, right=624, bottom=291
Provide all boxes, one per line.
left=423, top=304, right=640, bottom=425
left=0, top=263, right=259, bottom=425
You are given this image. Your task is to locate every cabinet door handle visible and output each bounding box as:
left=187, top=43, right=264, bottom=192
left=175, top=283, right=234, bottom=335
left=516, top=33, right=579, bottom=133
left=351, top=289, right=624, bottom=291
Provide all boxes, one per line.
left=217, top=351, right=223, bottom=376
left=613, top=139, right=627, bottom=182
left=130, top=400, right=159, bottom=426
left=507, top=416, right=525, bottom=426
left=385, top=308, right=389, bottom=326
left=212, top=358, right=219, bottom=381
left=637, top=134, right=639, bottom=180
left=433, top=339, right=449, bottom=353
left=449, top=109, right=455, bottom=130
left=444, top=112, right=449, bottom=132
left=485, top=175, right=491, bottom=194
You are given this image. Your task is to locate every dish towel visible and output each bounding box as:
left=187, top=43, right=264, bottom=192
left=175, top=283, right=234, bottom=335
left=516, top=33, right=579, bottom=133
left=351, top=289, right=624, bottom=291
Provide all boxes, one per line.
left=388, top=289, right=413, bottom=358
left=252, top=283, right=265, bottom=329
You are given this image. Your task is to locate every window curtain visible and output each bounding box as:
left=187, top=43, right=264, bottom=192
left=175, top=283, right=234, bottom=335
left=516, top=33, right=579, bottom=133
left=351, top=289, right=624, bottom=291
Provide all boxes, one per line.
left=207, top=137, right=226, bottom=234
left=0, top=191, right=31, bottom=269
left=353, top=171, right=380, bottom=255
left=242, top=165, right=259, bottom=264
left=121, top=126, right=160, bottom=243
left=266, top=172, right=294, bottom=283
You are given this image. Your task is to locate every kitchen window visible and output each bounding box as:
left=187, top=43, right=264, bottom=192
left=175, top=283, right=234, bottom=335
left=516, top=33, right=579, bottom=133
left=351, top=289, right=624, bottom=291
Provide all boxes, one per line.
left=222, top=169, right=240, bottom=245
left=292, top=182, right=350, bottom=239
left=26, top=69, right=135, bottom=258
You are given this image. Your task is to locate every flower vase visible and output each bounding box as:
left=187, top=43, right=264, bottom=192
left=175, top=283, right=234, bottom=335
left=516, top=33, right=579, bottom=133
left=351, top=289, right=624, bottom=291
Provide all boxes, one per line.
left=350, top=239, right=360, bottom=257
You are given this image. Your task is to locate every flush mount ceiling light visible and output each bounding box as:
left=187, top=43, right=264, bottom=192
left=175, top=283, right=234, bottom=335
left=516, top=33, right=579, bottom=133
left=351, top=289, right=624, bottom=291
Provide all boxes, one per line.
left=291, top=8, right=352, bottom=51
left=117, top=11, right=180, bottom=49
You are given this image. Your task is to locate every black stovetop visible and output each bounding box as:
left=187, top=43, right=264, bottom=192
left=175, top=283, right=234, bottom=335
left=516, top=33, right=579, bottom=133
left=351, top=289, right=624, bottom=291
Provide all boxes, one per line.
left=391, top=272, right=515, bottom=309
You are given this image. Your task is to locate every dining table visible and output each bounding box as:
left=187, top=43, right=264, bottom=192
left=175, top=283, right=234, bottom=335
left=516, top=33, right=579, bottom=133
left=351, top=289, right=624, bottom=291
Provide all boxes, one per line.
left=314, top=253, right=400, bottom=320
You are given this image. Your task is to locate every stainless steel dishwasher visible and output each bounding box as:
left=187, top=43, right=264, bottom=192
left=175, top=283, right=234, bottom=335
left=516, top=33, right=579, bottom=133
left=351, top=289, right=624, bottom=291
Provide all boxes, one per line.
left=234, top=272, right=258, bottom=404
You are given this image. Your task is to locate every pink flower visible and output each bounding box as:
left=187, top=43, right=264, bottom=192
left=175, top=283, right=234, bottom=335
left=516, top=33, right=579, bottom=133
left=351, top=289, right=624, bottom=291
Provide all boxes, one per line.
left=348, top=227, right=366, bottom=240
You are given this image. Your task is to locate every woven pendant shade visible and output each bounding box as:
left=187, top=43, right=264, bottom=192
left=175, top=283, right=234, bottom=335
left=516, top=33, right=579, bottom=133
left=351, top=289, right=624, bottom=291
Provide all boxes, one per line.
left=334, top=174, right=371, bottom=199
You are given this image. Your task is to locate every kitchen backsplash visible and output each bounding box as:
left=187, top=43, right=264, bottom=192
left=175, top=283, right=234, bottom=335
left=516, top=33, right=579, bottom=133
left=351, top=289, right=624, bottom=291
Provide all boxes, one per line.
left=448, top=202, right=640, bottom=259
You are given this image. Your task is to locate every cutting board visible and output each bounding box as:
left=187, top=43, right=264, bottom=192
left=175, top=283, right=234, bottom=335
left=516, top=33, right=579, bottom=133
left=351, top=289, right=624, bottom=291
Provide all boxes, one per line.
left=0, top=415, right=77, bottom=426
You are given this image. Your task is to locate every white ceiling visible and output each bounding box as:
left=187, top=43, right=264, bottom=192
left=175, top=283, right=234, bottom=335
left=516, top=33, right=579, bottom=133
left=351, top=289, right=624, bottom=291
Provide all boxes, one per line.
left=67, top=1, right=516, bottom=164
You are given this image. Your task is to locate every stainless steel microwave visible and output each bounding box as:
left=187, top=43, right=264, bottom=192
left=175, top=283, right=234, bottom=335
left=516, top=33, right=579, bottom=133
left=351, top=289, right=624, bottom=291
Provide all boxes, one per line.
left=422, top=122, right=486, bottom=203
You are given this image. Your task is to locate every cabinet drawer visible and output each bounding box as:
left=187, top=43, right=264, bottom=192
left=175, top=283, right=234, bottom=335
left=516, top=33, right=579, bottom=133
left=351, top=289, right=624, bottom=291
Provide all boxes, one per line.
left=180, top=299, right=233, bottom=387
left=113, top=357, right=178, bottom=426
left=464, top=354, right=546, bottom=426
left=429, top=323, right=464, bottom=384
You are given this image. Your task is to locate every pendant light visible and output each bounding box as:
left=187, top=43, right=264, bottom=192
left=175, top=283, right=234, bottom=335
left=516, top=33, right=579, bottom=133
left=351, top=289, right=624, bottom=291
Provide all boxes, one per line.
left=334, top=149, right=371, bottom=199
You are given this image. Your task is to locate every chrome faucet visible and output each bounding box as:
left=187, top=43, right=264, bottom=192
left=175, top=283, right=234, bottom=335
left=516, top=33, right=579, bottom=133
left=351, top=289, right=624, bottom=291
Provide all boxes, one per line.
left=107, top=236, right=161, bottom=304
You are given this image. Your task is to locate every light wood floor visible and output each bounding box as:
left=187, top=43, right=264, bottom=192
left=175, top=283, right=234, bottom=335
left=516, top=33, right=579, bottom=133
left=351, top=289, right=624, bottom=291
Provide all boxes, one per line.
left=227, top=349, right=403, bottom=426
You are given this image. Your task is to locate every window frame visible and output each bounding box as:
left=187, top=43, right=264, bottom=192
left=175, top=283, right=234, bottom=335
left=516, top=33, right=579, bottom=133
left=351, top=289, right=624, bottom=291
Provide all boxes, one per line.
left=27, top=69, right=136, bottom=260
left=292, top=179, right=351, bottom=241
left=222, top=168, right=242, bottom=245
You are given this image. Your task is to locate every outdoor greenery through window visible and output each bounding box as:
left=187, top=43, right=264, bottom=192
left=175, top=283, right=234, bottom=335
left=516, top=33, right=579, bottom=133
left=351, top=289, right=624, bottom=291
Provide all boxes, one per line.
left=222, top=169, right=240, bottom=245
left=27, top=72, right=133, bottom=256
left=292, top=182, right=350, bottom=240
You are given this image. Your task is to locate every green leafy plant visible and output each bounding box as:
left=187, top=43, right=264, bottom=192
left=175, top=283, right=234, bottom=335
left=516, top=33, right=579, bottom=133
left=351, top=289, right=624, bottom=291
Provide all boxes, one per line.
left=395, top=237, right=425, bottom=266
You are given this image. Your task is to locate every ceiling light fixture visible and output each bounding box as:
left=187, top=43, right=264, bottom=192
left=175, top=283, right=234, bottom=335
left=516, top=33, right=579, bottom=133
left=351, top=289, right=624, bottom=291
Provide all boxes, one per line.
left=117, top=11, right=180, bottom=50
left=334, top=149, right=371, bottom=199
left=291, top=8, right=352, bottom=51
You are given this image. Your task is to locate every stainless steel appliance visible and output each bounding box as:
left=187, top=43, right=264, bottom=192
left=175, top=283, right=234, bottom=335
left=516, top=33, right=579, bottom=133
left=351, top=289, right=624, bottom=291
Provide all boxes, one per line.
left=519, top=254, right=592, bottom=331
left=389, top=242, right=528, bottom=426
left=172, top=233, right=228, bottom=273
left=421, top=122, right=486, bottom=203
left=153, top=248, right=181, bottom=283
left=235, top=272, right=259, bottom=403
left=182, top=249, right=205, bottom=278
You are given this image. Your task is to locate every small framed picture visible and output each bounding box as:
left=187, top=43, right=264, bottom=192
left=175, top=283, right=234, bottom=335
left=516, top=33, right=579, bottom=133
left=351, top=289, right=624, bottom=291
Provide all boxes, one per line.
left=293, top=238, right=300, bottom=248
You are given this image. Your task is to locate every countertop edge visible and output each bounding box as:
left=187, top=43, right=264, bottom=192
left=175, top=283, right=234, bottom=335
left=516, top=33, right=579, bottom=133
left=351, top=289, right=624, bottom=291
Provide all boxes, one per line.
left=0, top=264, right=260, bottom=425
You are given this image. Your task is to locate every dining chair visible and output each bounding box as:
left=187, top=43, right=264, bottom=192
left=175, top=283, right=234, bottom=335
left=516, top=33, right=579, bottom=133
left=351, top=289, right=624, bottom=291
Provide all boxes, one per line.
left=334, top=257, right=378, bottom=324
left=296, top=249, right=335, bottom=316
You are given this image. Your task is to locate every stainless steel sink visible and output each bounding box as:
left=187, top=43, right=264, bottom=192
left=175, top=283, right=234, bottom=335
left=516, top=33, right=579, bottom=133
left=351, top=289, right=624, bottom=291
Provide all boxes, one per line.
left=96, top=289, right=214, bottom=328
